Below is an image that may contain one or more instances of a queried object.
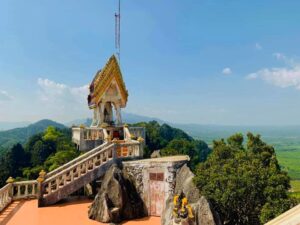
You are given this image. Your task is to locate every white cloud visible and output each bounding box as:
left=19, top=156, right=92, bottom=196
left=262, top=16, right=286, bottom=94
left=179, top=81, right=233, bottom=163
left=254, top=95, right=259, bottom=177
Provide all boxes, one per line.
left=37, top=78, right=90, bottom=120
left=0, top=90, right=13, bottom=101
left=37, top=78, right=88, bottom=103
left=255, top=43, right=262, bottom=50
left=273, top=52, right=285, bottom=60
left=222, top=67, right=232, bottom=75
left=246, top=54, right=300, bottom=89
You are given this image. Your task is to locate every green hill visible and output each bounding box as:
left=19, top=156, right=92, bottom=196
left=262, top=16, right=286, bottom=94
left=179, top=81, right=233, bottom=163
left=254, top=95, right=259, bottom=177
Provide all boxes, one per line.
left=0, top=119, right=66, bottom=150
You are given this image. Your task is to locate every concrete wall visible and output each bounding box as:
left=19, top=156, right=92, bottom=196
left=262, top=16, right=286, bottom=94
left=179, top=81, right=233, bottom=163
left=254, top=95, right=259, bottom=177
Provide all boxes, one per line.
left=122, top=157, right=188, bottom=216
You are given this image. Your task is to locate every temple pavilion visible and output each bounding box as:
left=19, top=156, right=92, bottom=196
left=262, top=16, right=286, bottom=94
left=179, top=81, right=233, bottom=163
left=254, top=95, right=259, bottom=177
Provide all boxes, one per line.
left=72, top=55, right=144, bottom=151
left=88, top=55, right=128, bottom=127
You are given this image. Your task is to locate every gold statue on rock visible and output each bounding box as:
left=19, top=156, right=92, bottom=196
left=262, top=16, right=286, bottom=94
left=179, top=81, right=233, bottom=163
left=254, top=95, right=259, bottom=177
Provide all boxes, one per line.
left=173, top=191, right=194, bottom=224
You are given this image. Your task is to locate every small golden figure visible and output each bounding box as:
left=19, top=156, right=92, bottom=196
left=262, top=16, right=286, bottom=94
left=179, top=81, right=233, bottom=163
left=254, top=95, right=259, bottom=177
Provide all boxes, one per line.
left=173, top=191, right=194, bottom=224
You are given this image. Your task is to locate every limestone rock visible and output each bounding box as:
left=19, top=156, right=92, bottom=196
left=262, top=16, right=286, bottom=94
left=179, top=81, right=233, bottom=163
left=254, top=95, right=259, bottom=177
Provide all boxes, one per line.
left=88, top=163, right=147, bottom=223
left=151, top=150, right=161, bottom=158
left=161, top=164, right=221, bottom=225
left=174, top=164, right=200, bottom=203
left=192, top=196, right=222, bottom=225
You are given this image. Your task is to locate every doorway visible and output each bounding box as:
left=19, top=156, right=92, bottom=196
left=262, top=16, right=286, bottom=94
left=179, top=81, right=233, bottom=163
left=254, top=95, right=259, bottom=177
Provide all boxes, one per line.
left=149, top=172, right=165, bottom=216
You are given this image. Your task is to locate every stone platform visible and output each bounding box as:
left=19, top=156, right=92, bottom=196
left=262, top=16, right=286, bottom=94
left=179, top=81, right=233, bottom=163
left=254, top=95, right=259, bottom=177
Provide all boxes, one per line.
left=0, top=199, right=160, bottom=225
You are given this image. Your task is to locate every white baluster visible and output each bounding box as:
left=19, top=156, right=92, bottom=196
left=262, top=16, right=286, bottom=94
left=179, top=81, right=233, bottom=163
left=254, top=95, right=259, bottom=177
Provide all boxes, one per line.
left=25, top=184, right=28, bottom=197
left=46, top=183, right=51, bottom=195
left=56, top=178, right=60, bottom=190
left=32, top=183, right=35, bottom=196
left=17, top=185, right=21, bottom=198
left=70, top=170, right=74, bottom=182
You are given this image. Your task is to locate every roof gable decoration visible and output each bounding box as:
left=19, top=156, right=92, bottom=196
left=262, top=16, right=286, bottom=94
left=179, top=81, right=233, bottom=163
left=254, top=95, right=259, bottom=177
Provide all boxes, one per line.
left=88, top=55, right=128, bottom=109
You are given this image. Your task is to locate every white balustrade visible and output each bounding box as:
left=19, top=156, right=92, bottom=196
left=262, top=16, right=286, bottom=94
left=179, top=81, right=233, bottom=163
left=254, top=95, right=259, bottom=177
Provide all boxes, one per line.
left=0, top=138, right=142, bottom=211
left=72, top=128, right=81, bottom=143
left=45, top=142, right=109, bottom=179
left=12, top=181, right=38, bottom=200
left=0, top=184, right=12, bottom=212
left=116, top=141, right=141, bottom=158
left=0, top=180, right=38, bottom=212
left=128, top=127, right=146, bottom=140
left=42, top=143, right=116, bottom=197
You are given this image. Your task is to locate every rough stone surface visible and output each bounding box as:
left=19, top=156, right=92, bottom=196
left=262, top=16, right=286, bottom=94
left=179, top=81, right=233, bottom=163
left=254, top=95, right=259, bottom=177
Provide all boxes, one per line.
left=161, top=164, right=221, bottom=225
left=193, top=196, right=222, bottom=225
left=151, top=150, right=161, bottom=158
left=123, top=156, right=187, bottom=216
left=88, top=163, right=147, bottom=223
left=174, top=164, right=200, bottom=203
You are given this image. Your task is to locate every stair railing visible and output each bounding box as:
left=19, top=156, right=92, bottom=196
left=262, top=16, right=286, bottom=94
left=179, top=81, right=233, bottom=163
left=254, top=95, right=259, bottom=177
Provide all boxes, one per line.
left=12, top=181, right=38, bottom=200
left=45, top=141, right=109, bottom=179
left=0, top=180, right=38, bottom=212
left=0, top=184, right=12, bottom=212
left=42, top=143, right=115, bottom=197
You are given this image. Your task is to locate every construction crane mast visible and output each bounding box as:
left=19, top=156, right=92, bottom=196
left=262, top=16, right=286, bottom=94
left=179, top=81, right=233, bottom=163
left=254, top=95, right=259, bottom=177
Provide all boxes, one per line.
left=115, top=0, right=121, bottom=62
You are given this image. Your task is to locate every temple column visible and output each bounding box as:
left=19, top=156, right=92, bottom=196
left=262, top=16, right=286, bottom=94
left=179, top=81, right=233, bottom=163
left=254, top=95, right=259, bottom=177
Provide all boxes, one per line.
left=115, top=104, right=122, bottom=126
left=99, top=102, right=105, bottom=125
left=91, top=107, right=98, bottom=127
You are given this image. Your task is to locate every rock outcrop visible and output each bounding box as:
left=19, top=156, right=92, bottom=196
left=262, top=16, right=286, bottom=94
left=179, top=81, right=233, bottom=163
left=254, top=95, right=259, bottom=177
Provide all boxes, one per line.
left=161, top=164, right=222, bottom=225
left=88, top=163, right=147, bottom=223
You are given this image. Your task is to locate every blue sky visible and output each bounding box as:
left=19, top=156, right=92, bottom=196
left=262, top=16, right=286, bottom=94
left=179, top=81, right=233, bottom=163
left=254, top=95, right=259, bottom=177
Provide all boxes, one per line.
left=1, top=0, right=300, bottom=125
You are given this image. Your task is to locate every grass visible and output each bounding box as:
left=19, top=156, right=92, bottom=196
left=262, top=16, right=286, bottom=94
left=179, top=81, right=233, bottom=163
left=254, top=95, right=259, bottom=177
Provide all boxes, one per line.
left=291, top=180, right=300, bottom=192
left=275, top=147, right=300, bottom=180
left=290, top=180, right=300, bottom=202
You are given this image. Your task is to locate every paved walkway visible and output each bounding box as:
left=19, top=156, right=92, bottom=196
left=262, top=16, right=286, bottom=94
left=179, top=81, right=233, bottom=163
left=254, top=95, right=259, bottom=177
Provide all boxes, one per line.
left=0, top=199, right=160, bottom=225
left=265, top=204, right=300, bottom=225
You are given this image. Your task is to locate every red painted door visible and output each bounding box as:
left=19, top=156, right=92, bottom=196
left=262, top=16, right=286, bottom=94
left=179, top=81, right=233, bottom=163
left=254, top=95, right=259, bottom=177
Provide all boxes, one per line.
left=149, top=173, right=165, bottom=216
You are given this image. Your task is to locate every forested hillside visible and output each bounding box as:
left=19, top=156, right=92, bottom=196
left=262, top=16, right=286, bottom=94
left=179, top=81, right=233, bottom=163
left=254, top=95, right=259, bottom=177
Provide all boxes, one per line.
left=0, top=121, right=297, bottom=224
left=0, top=119, right=66, bottom=150
left=0, top=121, right=210, bottom=186
left=131, top=121, right=211, bottom=169
left=0, top=126, right=78, bottom=187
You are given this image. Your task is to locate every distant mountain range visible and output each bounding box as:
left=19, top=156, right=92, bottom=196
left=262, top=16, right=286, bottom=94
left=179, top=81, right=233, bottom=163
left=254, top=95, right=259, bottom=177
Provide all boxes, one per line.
left=0, top=121, right=31, bottom=131
left=65, top=112, right=164, bottom=127
left=1, top=113, right=300, bottom=150
left=0, top=119, right=66, bottom=150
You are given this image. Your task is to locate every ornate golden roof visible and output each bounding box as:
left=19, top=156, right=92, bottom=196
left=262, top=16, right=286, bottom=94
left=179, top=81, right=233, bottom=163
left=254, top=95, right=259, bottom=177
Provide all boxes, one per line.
left=88, top=55, right=128, bottom=109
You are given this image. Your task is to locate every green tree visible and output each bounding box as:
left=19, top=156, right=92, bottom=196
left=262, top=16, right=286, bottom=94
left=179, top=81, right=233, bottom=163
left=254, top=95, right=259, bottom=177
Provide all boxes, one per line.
left=194, top=133, right=296, bottom=225
left=131, top=121, right=208, bottom=160
left=42, top=126, right=61, bottom=142
left=30, top=140, right=55, bottom=166
left=6, top=143, right=29, bottom=178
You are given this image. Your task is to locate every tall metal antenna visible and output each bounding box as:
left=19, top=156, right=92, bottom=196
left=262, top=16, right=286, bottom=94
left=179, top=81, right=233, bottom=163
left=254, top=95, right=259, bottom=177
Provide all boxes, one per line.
left=115, top=0, right=121, bottom=62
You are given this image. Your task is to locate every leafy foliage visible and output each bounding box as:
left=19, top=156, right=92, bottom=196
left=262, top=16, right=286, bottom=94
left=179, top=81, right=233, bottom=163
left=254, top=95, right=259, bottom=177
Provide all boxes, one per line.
left=194, top=133, right=297, bottom=225
left=0, top=126, right=79, bottom=185
left=131, top=121, right=210, bottom=169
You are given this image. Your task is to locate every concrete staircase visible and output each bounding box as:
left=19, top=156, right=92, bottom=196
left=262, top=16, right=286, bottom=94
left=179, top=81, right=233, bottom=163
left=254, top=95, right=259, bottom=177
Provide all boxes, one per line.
left=38, top=141, right=142, bottom=206
left=0, top=131, right=143, bottom=211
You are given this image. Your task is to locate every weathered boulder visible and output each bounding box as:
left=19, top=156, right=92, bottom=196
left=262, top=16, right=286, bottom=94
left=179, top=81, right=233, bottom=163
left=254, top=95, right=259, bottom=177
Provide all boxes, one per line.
left=151, top=150, right=161, bottom=158
left=193, top=196, right=222, bottom=225
left=88, top=163, right=147, bottom=223
left=161, top=164, right=222, bottom=225
left=174, top=164, right=200, bottom=203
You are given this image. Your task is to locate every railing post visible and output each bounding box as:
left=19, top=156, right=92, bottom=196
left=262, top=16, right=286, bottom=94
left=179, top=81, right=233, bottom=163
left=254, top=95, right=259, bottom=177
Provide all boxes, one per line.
left=113, top=144, right=117, bottom=159
left=6, top=177, right=14, bottom=199
left=25, top=184, right=28, bottom=197
left=138, top=137, right=145, bottom=157
left=37, top=170, right=46, bottom=207
left=112, top=139, right=118, bottom=159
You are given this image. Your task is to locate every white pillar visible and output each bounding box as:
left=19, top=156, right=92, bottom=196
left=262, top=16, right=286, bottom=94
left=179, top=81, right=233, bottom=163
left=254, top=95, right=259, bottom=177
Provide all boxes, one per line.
left=99, top=103, right=105, bottom=125
left=91, top=107, right=98, bottom=127
left=115, top=104, right=122, bottom=125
